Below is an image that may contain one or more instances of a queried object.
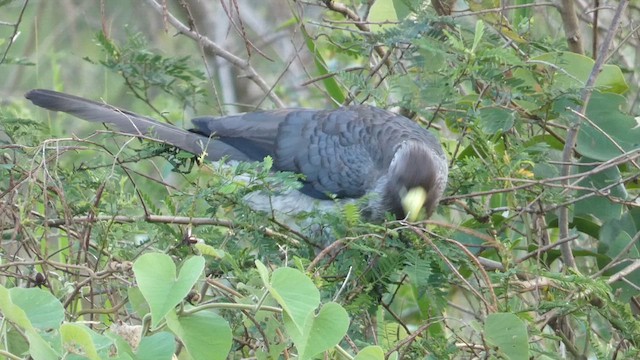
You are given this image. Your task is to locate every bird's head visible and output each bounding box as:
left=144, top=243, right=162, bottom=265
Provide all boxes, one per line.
left=381, top=141, right=446, bottom=221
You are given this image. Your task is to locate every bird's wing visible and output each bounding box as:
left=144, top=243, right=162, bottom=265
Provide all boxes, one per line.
left=191, top=108, right=378, bottom=199
left=274, top=105, right=447, bottom=209
left=25, top=89, right=253, bottom=161
left=190, top=109, right=295, bottom=162
left=274, top=107, right=381, bottom=198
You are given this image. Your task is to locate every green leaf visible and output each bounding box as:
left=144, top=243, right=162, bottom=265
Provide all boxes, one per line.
left=368, top=0, right=420, bottom=29
left=255, top=259, right=271, bottom=287
left=477, top=107, right=516, bottom=134
left=471, top=20, right=485, bottom=53
left=60, top=323, right=106, bottom=360
left=133, top=254, right=205, bottom=327
left=300, top=26, right=345, bottom=104
left=355, top=345, right=385, bottom=360
left=166, top=309, right=232, bottom=360
left=0, top=285, right=59, bottom=360
left=573, top=156, right=626, bottom=222
left=194, top=243, right=226, bottom=259
left=532, top=52, right=629, bottom=94
left=484, top=313, right=529, bottom=359
left=0, top=285, right=34, bottom=329
left=598, top=218, right=640, bottom=301
left=10, top=288, right=65, bottom=330
left=27, top=331, right=61, bottom=360
left=284, top=302, right=350, bottom=360
left=268, top=267, right=320, bottom=333
left=575, top=92, right=640, bottom=161
left=136, top=332, right=176, bottom=360
left=262, top=155, right=273, bottom=172
left=128, top=286, right=150, bottom=319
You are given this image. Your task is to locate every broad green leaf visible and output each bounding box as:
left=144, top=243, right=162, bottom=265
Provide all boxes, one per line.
left=451, top=218, right=492, bottom=254
left=60, top=323, right=102, bottom=360
left=26, top=330, right=60, bottom=360
left=532, top=52, right=628, bottom=94
left=133, top=254, right=205, bottom=327
left=599, top=222, right=635, bottom=261
left=355, top=345, right=385, bottom=360
left=10, top=288, right=64, bottom=330
left=368, top=0, right=420, bottom=30
left=269, top=267, right=320, bottom=332
left=0, top=285, right=59, bottom=360
left=485, top=313, right=529, bottom=359
left=136, top=332, right=176, bottom=360
left=255, top=259, right=271, bottom=287
left=284, top=302, right=350, bottom=360
left=166, top=309, right=232, bottom=360
left=0, top=285, right=34, bottom=329
left=574, top=156, right=626, bottom=222
left=598, top=218, right=640, bottom=301
left=128, top=286, right=150, bottom=319
left=569, top=216, right=601, bottom=240
left=478, top=107, right=516, bottom=134
left=5, top=329, right=29, bottom=359
left=575, top=92, right=640, bottom=161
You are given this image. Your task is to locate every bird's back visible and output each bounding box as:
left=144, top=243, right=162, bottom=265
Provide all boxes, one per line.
left=192, top=105, right=445, bottom=200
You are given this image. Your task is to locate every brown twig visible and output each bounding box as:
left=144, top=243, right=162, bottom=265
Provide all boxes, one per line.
left=143, top=0, right=285, bottom=108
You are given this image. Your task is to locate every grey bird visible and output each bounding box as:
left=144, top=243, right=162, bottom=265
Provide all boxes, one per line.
left=25, top=89, right=448, bottom=221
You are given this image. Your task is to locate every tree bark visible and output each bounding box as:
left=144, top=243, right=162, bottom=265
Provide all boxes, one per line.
left=559, top=0, right=584, bottom=54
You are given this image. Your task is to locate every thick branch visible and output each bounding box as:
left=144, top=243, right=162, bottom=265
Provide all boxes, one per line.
left=558, top=0, right=584, bottom=54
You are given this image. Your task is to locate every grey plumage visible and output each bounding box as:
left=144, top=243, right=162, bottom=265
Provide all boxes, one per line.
left=25, top=89, right=448, bottom=220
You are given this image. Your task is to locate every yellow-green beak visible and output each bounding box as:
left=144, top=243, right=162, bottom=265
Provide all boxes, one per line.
left=401, top=187, right=428, bottom=221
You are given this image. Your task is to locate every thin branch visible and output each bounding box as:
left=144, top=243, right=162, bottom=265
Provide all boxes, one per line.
left=142, top=0, right=285, bottom=108
left=0, top=0, right=29, bottom=64
left=408, top=224, right=498, bottom=313
left=451, top=2, right=556, bottom=18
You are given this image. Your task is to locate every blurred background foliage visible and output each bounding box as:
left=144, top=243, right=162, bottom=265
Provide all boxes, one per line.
left=1, top=0, right=640, bottom=359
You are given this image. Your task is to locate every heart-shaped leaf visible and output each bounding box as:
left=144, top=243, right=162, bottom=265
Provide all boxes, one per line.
left=268, top=267, right=320, bottom=333
left=285, top=302, right=350, bottom=360
left=10, top=287, right=64, bottom=330
left=136, top=332, right=176, bottom=360
left=0, top=285, right=59, bottom=360
left=166, top=309, right=232, bottom=360
left=133, top=254, right=205, bottom=327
